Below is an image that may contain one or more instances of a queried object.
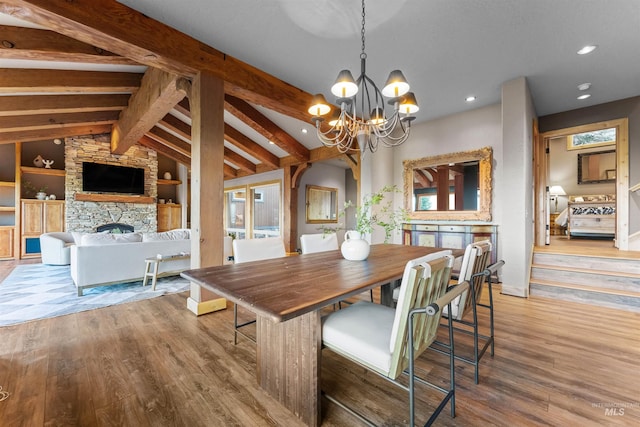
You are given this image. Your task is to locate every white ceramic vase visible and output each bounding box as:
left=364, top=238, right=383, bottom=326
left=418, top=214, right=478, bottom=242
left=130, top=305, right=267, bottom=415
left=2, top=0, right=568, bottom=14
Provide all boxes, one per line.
left=163, top=171, right=172, bottom=180
left=36, top=192, right=46, bottom=200
left=340, top=231, right=370, bottom=261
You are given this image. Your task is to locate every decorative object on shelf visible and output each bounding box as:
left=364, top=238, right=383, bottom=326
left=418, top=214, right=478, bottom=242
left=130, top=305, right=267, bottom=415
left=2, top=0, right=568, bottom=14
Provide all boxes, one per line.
left=340, top=230, right=370, bottom=261
left=307, top=0, right=418, bottom=154
left=53, top=138, right=62, bottom=145
left=36, top=192, right=47, bottom=200
left=158, top=199, right=165, bottom=204
left=322, top=185, right=408, bottom=259
left=33, top=155, right=44, bottom=168
left=163, top=171, right=172, bottom=180
left=49, top=194, right=56, bottom=200
left=22, top=181, right=47, bottom=199
left=167, top=199, right=173, bottom=204
left=42, top=159, right=54, bottom=169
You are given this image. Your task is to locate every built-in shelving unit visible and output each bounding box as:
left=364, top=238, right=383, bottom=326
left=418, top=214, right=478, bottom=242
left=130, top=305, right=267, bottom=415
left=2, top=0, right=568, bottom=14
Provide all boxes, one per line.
left=157, top=178, right=181, bottom=186
left=20, top=166, right=66, bottom=177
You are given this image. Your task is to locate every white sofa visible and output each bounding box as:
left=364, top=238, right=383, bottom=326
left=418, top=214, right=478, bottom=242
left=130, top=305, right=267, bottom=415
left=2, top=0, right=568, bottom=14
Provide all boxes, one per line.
left=40, top=232, right=75, bottom=265
left=70, top=229, right=191, bottom=296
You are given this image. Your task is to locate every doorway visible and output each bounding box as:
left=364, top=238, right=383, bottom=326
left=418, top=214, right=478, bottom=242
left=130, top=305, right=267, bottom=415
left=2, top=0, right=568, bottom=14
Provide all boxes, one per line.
left=534, top=118, right=629, bottom=250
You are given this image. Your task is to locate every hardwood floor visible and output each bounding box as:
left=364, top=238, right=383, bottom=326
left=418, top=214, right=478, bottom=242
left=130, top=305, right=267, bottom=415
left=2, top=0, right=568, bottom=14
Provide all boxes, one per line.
left=1, top=259, right=639, bottom=426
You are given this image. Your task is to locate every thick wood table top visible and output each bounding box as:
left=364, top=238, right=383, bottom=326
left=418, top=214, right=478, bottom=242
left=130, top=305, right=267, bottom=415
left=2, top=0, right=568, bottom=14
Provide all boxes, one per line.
left=181, top=244, right=460, bottom=323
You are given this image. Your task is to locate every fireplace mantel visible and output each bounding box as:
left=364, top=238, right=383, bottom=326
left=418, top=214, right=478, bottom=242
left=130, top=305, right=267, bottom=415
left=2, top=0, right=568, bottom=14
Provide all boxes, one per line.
left=74, top=193, right=154, bottom=204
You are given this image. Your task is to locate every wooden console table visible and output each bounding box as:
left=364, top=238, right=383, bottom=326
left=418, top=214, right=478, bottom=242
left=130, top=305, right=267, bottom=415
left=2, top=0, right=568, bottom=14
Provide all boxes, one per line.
left=143, top=253, right=190, bottom=290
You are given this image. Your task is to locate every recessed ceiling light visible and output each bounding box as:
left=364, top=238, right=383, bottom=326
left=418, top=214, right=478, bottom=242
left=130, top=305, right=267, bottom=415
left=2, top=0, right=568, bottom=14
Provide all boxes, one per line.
left=577, top=94, right=591, bottom=100
left=268, top=140, right=275, bottom=145
left=577, top=83, right=591, bottom=91
left=577, top=45, right=597, bottom=55
left=301, top=128, right=308, bottom=134
left=465, top=96, right=477, bottom=102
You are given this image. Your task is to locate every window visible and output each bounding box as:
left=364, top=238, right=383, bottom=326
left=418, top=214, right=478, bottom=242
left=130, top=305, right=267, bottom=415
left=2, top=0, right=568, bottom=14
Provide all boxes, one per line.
left=224, top=181, right=281, bottom=239
left=567, top=127, right=616, bottom=150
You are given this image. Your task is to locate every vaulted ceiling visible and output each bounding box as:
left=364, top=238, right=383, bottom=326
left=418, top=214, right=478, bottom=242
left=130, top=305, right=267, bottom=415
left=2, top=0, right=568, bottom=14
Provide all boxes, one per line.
left=0, top=1, right=347, bottom=180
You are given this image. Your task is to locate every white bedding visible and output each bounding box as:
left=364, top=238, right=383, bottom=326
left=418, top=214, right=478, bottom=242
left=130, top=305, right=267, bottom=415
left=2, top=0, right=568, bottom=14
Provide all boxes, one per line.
left=555, top=208, right=568, bottom=227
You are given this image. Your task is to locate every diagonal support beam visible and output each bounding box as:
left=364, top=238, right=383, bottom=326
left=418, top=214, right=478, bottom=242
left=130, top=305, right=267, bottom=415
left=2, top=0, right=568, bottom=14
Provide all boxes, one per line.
left=111, top=67, right=189, bottom=154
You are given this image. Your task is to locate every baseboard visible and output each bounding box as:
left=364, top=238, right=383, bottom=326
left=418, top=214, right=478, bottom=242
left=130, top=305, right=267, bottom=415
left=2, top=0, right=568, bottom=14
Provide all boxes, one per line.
left=186, top=296, right=227, bottom=316
left=501, top=284, right=528, bottom=298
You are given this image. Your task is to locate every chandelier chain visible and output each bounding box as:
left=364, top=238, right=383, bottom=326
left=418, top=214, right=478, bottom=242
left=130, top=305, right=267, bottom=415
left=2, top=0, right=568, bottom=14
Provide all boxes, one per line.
left=360, top=0, right=366, bottom=59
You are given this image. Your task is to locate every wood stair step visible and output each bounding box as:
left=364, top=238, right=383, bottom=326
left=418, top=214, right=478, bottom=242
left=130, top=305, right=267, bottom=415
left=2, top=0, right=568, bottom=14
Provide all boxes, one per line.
left=529, top=278, right=640, bottom=299
left=531, top=263, right=640, bottom=279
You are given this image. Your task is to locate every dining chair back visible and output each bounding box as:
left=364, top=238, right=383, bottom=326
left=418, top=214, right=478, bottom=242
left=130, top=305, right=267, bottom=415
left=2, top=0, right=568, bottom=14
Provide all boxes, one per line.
left=322, top=251, right=469, bottom=426
left=231, top=237, right=286, bottom=344
left=299, top=233, right=338, bottom=254
left=447, top=240, right=492, bottom=321
left=232, top=237, right=286, bottom=263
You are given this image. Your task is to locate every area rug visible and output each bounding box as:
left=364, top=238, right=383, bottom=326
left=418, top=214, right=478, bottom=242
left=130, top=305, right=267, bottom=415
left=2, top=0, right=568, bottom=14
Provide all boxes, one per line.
left=0, top=264, right=190, bottom=326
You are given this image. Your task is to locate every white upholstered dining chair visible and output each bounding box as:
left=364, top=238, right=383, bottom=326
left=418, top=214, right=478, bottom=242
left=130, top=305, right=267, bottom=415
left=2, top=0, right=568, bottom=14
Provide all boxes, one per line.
left=299, top=233, right=338, bottom=254
left=231, top=237, right=286, bottom=344
left=322, top=251, right=468, bottom=426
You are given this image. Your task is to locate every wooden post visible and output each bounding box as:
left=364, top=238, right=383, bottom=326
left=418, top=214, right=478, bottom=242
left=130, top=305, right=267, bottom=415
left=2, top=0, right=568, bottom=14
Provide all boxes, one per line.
left=186, top=71, right=226, bottom=315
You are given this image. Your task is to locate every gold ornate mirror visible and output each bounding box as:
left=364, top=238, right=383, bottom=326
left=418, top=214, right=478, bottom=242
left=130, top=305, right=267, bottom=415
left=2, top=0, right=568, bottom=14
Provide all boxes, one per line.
left=403, top=147, right=493, bottom=221
left=306, top=185, right=338, bottom=223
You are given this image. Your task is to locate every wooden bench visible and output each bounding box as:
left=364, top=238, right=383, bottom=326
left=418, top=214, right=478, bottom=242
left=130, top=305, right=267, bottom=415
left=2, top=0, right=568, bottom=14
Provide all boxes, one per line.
left=143, top=253, right=190, bottom=290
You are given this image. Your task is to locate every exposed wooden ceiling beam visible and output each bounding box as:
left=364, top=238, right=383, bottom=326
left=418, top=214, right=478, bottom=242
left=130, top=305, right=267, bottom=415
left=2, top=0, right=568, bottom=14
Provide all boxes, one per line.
left=138, top=135, right=189, bottom=166
left=224, top=147, right=256, bottom=174
left=0, top=123, right=112, bottom=144
left=111, top=67, right=189, bottom=154
left=414, top=170, right=432, bottom=188
left=0, top=24, right=139, bottom=64
left=0, top=68, right=141, bottom=93
left=224, top=94, right=309, bottom=162
left=158, top=113, right=191, bottom=140
left=146, top=126, right=191, bottom=157
left=223, top=163, right=237, bottom=179
left=0, top=110, right=118, bottom=132
left=0, top=94, right=129, bottom=116
left=279, top=145, right=350, bottom=168
left=224, top=124, right=279, bottom=169
left=0, top=0, right=312, bottom=123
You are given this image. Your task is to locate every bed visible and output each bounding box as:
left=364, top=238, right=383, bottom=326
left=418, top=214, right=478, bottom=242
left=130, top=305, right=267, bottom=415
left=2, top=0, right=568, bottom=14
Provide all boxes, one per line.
left=560, top=195, right=616, bottom=239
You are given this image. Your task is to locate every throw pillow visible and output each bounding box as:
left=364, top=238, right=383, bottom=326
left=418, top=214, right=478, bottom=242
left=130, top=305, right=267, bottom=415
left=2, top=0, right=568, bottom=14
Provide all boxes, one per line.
left=142, top=228, right=191, bottom=242
left=80, top=232, right=143, bottom=246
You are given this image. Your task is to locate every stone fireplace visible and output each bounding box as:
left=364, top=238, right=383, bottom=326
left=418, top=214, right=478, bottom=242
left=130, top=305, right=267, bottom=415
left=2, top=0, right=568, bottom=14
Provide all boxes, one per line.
left=65, top=134, right=158, bottom=232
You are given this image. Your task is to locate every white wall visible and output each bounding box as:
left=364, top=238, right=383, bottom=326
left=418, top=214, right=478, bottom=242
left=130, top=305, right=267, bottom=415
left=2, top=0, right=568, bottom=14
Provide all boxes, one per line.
left=391, top=103, right=504, bottom=234
left=500, top=77, right=536, bottom=297
left=297, top=162, right=348, bottom=247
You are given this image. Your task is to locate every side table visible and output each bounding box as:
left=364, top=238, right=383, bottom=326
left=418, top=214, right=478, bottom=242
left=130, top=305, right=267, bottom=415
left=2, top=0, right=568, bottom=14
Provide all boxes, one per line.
left=143, top=253, right=190, bottom=290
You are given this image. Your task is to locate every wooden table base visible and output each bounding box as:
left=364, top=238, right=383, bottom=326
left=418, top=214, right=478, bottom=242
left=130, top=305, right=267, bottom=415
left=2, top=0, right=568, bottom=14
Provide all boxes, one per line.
left=256, top=311, right=322, bottom=427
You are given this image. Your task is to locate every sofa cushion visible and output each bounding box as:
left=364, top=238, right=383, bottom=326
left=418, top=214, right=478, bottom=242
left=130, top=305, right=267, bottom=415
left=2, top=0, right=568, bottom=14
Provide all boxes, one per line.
left=80, top=232, right=143, bottom=246
left=142, top=229, right=191, bottom=242
left=71, top=231, right=85, bottom=245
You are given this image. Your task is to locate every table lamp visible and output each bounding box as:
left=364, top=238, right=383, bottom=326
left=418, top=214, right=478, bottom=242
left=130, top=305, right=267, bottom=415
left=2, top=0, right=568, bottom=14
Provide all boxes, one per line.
left=549, top=185, right=566, bottom=212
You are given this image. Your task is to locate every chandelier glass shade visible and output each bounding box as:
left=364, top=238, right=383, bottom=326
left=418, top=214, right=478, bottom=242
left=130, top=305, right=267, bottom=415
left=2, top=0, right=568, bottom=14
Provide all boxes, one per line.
left=308, top=0, right=419, bottom=153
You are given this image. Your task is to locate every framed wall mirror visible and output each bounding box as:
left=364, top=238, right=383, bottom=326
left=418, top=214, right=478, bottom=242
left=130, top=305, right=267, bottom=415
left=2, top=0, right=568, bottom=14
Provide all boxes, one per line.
left=306, top=185, right=338, bottom=223
left=403, top=147, right=493, bottom=221
left=577, top=149, right=616, bottom=184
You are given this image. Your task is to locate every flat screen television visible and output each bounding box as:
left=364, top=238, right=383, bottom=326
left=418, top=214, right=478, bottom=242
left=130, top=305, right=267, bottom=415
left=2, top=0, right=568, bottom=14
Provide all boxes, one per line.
left=82, top=162, right=145, bottom=195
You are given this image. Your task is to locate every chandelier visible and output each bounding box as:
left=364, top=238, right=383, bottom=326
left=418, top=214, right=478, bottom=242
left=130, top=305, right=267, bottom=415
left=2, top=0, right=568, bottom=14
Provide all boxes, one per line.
left=308, top=0, right=419, bottom=153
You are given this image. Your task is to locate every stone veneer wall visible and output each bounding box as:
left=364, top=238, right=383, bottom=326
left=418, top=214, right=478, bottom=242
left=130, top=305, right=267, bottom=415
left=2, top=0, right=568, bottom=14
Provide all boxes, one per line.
left=65, top=134, right=158, bottom=232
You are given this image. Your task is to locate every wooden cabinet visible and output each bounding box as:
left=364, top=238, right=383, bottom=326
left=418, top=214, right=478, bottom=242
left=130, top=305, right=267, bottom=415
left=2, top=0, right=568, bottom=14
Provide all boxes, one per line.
left=403, top=222, right=499, bottom=266
left=21, top=199, right=65, bottom=257
left=158, top=203, right=181, bottom=232
left=0, top=226, right=14, bottom=259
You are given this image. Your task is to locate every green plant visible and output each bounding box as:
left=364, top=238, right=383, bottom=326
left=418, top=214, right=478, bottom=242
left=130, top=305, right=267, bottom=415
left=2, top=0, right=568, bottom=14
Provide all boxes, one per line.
left=22, top=181, right=47, bottom=198
left=321, top=185, right=408, bottom=243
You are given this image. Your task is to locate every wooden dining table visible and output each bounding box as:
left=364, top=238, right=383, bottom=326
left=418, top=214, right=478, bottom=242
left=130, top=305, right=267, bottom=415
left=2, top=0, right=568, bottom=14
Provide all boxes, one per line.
left=181, top=243, right=462, bottom=426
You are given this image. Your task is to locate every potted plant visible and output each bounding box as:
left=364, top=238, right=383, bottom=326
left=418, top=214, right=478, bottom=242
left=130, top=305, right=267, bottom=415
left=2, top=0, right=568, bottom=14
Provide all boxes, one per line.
left=23, top=181, right=48, bottom=200
left=322, top=185, right=408, bottom=260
